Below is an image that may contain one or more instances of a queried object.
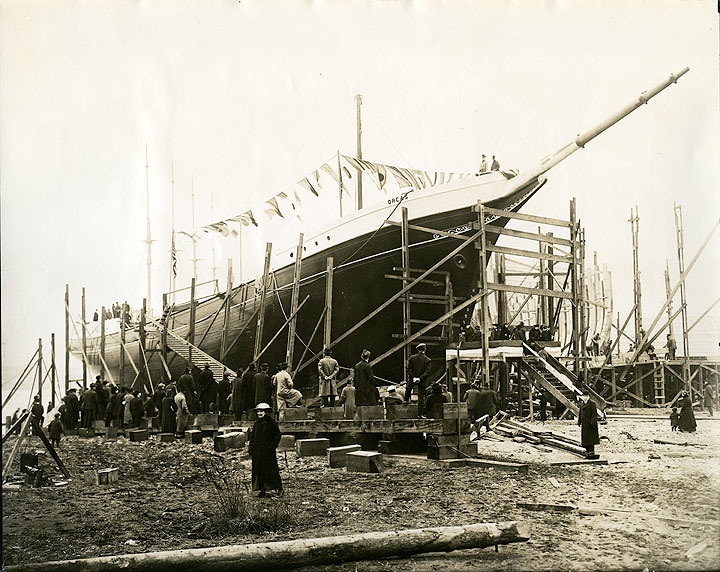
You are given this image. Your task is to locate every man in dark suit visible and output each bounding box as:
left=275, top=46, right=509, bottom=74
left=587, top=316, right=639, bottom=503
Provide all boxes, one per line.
left=405, top=343, right=432, bottom=416
left=354, top=349, right=377, bottom=406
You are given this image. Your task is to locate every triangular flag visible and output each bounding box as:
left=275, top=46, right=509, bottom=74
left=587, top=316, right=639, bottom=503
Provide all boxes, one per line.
left=320, top=163, right=340, bottom=182
left=264, top=197, right=284, bottom=219
left=298, top=177, right=319, bottom=197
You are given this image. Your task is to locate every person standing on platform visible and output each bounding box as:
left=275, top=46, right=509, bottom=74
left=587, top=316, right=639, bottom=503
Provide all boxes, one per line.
left=174, top=388, right=190, bottom=436
left=129, top=391, right=144, bottom=428
left=491, top=155, right=500, bottom=171
left=198, top=364, right=215, bottom=413
left=354, top=349, right=377, bottom=407
left=231, top=367, right=245, bottom=421
left=254, top=363, right=273, bottom=408
left=248, top=402, right=283, bottom=498
left=177, top=368, right=195, bottom=396
left=276, top=362, right=303, bottom=410
left=405, top=343, right=432, bottom=417
left=338, top=377, right=357, bottom=419
left=318, top=348, right=339, bottom=407
left=241, top=363, right=257, bottom=417
left=48, top=413, right=63, bottom=448
left=424, top=383, right=448, bottom=418
left=665, top=334, right=677, bottom=360
left=81, top=384, right=98, bottom=430
left=678, top=390, right=697, bottom=432
left=160, top=388, right=177, bottom=434
left=217, top=372, right=232, bottom=415
left=577, top=394, right=600, bottom=457
left=31, top=395, right=45, bottom=426
left=478, top=154, right=488, bottom=173
left=384, top=386, right=404, bottom=406
left=703, top=381, right=715, bottom=416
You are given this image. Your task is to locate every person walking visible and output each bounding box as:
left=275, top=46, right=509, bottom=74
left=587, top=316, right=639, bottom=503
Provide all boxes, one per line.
left=354, top=349, right=377, bottom=407
left=703, top=381, right=715, bottom=416
left=48, top=413, right=63, bottom=448
left=318, top=349, right=339, bottom=407
left=249, top=402, right=283, bottom=498
left=405, top=343, right=432, bottom=417
left=577, top=394, right=600, bottom=457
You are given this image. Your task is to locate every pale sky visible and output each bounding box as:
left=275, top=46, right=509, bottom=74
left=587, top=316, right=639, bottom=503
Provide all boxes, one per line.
left=2, top=0, right=719, bottom=390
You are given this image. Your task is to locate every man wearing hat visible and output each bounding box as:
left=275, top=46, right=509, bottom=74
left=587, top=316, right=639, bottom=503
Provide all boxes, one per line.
left=63, top=388, right=80, bottom=429
left=406, top=343, right=432, bottom=417
left=354, top=349, right=377, bottom=407
left=318, top=348, right=339, bottom=407
left=249, top=402, right=283, bottom=497
left=275, top=362, right=303, bottom=410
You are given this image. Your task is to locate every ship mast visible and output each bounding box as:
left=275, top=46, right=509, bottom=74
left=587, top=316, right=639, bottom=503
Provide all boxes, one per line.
left=211, top=191, right=218, bottom=290
left=191, top=177, right=198, bottom=282
left=169, top=162, right=176, bottom=306
left=355, top=93, right=363, bottom=211
left=145, top=144, right=153, bottom=314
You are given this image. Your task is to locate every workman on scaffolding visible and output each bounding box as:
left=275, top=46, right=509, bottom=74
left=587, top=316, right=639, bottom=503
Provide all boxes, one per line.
left=405, top=343, right=432, bottom=417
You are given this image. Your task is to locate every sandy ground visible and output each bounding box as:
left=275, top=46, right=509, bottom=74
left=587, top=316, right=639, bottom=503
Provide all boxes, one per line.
left=2, top=411, right=719, bottom=571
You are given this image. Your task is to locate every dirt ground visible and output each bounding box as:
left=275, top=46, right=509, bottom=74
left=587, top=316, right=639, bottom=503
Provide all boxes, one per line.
left=3, top=410, right=719, bottom=571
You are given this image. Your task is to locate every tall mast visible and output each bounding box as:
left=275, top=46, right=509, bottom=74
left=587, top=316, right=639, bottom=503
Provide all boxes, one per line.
left=629, top=205, right=643, bottom=345
left=145, top=144, right=153, bottom=313
left=170, top=162, right=176, bottom=306
left=191, top=177, right=198, bottom=282
left=355, top=94, right=363, bottom=211
left=236, top=222, right=243, bottom=285
left=211, top=191, right=218, bottom=289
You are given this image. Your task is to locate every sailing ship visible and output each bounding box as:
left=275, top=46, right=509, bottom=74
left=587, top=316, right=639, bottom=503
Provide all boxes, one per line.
left=71, top=68, right=688, bottom=390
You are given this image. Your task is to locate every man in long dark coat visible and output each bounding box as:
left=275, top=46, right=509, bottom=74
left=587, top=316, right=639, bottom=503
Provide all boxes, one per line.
left=217, top=372, right=232, bottom=415
left=254, top=363, right=273, bottom=407
left=63, top=389, right=80, bottom=429
left=231, top=368, right=246, bottom=421
left=405, top=343, right=432, bottom=416
left=249, top=402, right=283, bottom=497
left=81, top=384, right=98, bottom=429
left=95, top=378, right=108, bottom=421
left=476, top=385, right=500, bottom=430
left=241, top=363, right=257, bottom=416
left=160, top=388, right=177, bottom=434
left=198, top=365, right=215, bottom=413
left=107, top=386, right=123, bottom=427
left=678, top=391, right=697, bottom=432
left=577, top=395, right=600, bottom=455
left=354, top=349, right=377, bottom=406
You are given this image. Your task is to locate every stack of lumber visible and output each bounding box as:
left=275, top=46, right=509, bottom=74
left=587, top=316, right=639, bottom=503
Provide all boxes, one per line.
left=489, top=412, right=587, bottom=457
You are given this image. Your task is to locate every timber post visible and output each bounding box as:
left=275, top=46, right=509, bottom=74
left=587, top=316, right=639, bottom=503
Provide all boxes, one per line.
left=477, top=201, right=490, bottom=388
left=220, top=259, right=233, bottom=361
left=64, top=284, right=70, bottom=394
left=538, top=227, right=547, bottom=326
left=254, top=243, right=272, bottom=363
left=140, top=298, right=147, bottom=388
left=81, top=286, right=87, bottom=388
left=287, top=234, right=304, bottom=369
left=37, top=337, right=43, bottom=405
left=674, top=203, right=691, bottom=391
left=324, top=257, right=334, bottom=350
left=569, top=198, right=580, bottom=374
left=189, top=278, right=196, bottom=367
left=100, top=305, right=106, bottom=379
left=161, top=293, right=168, bottom=378
left=51, top=333, right=56, bottom=408
left=401, top=207, right=411, bottom=383
left=629, top=205, right=643, bottom=346
left=120, top=302, right=127, bottom=387
left=664, top=261, right=675, bottom=342
left=547, top=234, right=554, bottom=327
left=579, top=227, right=588, bottom=377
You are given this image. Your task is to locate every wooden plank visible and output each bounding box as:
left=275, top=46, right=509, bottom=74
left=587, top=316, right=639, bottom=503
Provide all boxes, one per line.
left=486, top=244, right=573, bottom=264
left=487, top=282, right=574, bottom=300
left=480, top=205, right=571, bottom=228
left=549, top=459, right=608, bottom=466
left=286, top=234, right=304, bottom=368
left=483, top=225, right=573, bottom=247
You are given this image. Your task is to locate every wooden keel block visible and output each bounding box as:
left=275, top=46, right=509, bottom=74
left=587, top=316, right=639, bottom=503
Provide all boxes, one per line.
left=194, top=414, right=219, bottom=429
left=219, top=414, right=235, bottom=425
left=355, top=406, right=385, bottom=420
left=201, top=429, right=217, bottom=438
left=442, top=403, right=469, bottom=420
left=214, top=432, right=246, bottom=452
left=466, top=458, right=529, bottom=474
left=378, top=440, right=392, bottom=454
left=428, top=434, right=471, bottom=447
left=386, top=404, right=418, bottom=419
left=278, top=435, right=296, bottom=452
left=128, top=429, right=149, bottom=442
left=78, top=428, right=95, bottom=438
left=296, top=438, right=330, bottom=457
left=184, top=430, right=203, bottom=444
left=63, top=428, right=78, bottom=436
left=83, top=469, right=99, bottom=485
left=427, top=444, right=476, bottom=460
left=279, top=407, right=309, bottom=421
left=97, top=468, right=119, bottom=485
left=346, top=450, right=383, bottom=473
left=159, top=433, right=176, bottom=442
left=438, top=459, right=467, bottom=468
left=314, top=407, right=345, bottom=421
left=327, top=444, right=362, bottom=468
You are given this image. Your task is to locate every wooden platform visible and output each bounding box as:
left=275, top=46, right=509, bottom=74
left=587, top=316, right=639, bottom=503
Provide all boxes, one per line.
left=277, top=418, right=470, bottom=435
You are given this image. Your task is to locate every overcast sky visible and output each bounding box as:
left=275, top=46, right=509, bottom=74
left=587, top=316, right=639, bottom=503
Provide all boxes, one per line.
left=2, top=0, right=718, bottom=390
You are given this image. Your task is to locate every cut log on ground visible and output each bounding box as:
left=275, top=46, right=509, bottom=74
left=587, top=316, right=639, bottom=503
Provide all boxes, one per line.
left=6, top=522, right=530, bottom=572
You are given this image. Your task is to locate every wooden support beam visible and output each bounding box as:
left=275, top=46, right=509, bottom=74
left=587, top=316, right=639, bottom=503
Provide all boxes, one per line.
left=486, top=282, right=574, bottom=300
left=221, top=307, right=259, bottom=362
left=51, top=333, right=56, bottom=407
left=480, top=205, right=571, bottom=228
left=37, top=337, right=43, bottom=406
left=188, top=278, right=197, bottom=366
left=401, top=207, right=411, bottom=384
left=255, top=295, right=310, bottom=365
left=139, top=298, right=147, bottom=384
left=81, top=287, right=87, bottom=388
left=484, top=225, right=573, bottom=247
left=100, top=305, right=106, bottom=379
left=64, top=284, right=70, bottom=393
left=220, top=259, right=233, bottom=359
left=254, top=243, right=273, bottom=362
left=294, top=307, right=328, bottom=377
left=324, top=257, right=334, bottom=350
left=120, top=302, right=127, bottom=387
left=286, top=234, right=304, bottom=368
left=485, top=244, right=573, bottom=264
left=687, top=295, right=720, bottom=334
left=478, top=202, right=490, bottom=388
left=570, top=198, right=580, bottom=374
left=161, top=293, right=168, bottom=377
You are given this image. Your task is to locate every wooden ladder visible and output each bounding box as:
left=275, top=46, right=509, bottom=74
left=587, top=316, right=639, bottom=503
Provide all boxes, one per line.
left=652, top=363, right=665, bottom=405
